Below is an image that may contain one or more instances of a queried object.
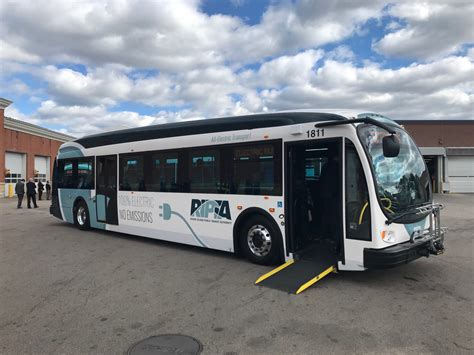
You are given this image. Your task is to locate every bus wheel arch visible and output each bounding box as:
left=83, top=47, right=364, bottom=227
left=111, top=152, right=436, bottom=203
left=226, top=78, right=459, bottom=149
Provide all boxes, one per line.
left=73, top=198, right=91, bottom=230
left=234, top=208, right=283, bottom=265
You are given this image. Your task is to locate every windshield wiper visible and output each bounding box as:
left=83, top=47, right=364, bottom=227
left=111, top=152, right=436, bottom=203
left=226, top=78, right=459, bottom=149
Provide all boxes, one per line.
left=385, top=204, right=433, bottom=225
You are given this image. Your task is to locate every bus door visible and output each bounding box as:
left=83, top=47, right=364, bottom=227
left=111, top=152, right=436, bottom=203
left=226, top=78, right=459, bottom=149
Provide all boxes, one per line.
left=255, top=138, right=343, bottom=294
left=286, top=138, right=343, bottom=261
left=96, top=155, right=118, bottom=225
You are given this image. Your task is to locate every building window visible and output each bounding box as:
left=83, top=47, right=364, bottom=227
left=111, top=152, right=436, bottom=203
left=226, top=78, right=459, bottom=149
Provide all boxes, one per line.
left=5, top=173, right=22, bottom=184
left=35, top=174, right=47, bottom=183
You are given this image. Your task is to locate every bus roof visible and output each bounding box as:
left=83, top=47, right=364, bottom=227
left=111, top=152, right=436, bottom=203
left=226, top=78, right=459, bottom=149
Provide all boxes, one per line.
left=74, top=112, right=346, bottom=148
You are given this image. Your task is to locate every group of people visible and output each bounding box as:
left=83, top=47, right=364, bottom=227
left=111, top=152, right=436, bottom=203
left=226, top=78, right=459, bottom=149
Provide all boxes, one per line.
left=14, top=179, right=51, bottom=209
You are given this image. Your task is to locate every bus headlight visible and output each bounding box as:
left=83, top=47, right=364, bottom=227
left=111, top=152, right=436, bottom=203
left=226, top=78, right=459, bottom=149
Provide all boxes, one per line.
left=381, top=230, right=396, bottom=243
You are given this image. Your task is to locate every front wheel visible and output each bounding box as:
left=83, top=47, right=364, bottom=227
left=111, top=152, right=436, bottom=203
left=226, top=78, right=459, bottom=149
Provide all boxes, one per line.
left=239, top=216, right=283, bottom=265
left=74, top=200, right=90, bottom=230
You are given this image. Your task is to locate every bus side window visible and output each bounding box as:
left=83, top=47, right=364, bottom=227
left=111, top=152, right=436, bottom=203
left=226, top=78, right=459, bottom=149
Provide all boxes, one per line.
left=119, top=154, right=145, bottom=191
left=58, top=160, right=75, bottom=189
left=345, top=140, right=371, bottom=241
left=230, top=141, right=282, bottom=196
left=77, top=158, right=94, bottom=189
left=188, top=150, right=220, bottom=194
left=149, top=152, right=180, bottom=192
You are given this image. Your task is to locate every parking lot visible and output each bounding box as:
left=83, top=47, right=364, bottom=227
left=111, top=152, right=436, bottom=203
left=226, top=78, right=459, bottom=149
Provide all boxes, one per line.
left=0, top=194, right=472, bottom=354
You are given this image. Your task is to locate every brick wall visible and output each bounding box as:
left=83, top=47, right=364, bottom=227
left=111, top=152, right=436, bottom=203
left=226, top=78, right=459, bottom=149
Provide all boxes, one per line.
left=398, top=121, right=474, bottom=147
left=1, top=109, right=65, bottom=197
left=0, top=107, right=4, bottom=196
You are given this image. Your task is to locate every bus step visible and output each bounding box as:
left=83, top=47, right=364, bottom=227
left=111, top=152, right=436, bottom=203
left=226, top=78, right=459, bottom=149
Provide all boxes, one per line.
left=255, top=259, right=336, bottom=294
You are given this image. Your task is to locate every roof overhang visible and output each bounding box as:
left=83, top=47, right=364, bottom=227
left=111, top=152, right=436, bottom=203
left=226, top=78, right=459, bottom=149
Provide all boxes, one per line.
left=4, top=116, right=74, bottom=142
left=0, top=98, right=13, bottom=109
left=419, top=147, right=446, bottom=156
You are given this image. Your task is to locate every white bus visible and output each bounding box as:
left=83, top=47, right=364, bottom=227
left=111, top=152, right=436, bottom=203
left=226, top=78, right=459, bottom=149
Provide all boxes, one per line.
left=50, top=112, right=445, bottom=293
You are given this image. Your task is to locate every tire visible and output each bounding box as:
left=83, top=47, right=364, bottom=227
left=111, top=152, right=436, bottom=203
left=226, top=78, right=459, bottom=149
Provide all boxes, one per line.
left=239, top=215, right=283, bottom=265
left=74, top=200, right=91, bottom=230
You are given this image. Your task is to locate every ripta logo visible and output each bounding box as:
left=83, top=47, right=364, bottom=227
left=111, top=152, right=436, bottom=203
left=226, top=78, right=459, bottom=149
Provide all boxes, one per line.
left=190, top=199, right=232, bottom=220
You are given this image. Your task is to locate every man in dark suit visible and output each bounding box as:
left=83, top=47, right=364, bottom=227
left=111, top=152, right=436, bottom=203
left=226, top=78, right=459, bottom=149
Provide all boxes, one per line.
left=38, top=180, right=44, bottom=200
left=46, top=181, right=51, bottom=200
left=26, top=178, right=38, bottom=208
left=15, top=179, right=25, bottom=208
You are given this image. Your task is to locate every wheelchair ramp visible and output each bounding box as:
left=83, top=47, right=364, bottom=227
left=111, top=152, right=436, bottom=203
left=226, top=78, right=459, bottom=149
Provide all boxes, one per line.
left=255, top=258, right=336, bottom=294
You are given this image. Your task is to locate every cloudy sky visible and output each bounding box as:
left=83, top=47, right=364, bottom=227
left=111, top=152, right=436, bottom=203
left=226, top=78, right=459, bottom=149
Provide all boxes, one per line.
left=1, top=0, right=473, bottom=138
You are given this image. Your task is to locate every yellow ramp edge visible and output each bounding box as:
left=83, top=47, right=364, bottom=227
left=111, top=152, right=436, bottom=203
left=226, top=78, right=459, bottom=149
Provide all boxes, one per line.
left=255, top=259, right=295, bottom=284
left=295, top=265, right=336, bottom=295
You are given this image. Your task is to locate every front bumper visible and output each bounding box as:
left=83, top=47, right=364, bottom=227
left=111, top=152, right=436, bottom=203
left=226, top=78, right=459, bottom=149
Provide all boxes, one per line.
left=364, top=239, right=433, bottom=269
left=365, top=203, right=446, bottom=269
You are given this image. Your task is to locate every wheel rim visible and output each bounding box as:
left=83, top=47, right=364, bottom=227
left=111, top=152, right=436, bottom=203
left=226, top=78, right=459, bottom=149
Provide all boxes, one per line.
left=77, top=206, right=87, bottom=226
left=247, top=224, right=272, bottom=257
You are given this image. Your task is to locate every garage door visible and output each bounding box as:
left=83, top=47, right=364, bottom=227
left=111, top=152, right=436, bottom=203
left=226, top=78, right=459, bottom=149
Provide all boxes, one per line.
left=448, top=156, right=474, bottom=193
left=34, top=156, right=50, bottom=182
left=5, top=152, right=26, bottom=197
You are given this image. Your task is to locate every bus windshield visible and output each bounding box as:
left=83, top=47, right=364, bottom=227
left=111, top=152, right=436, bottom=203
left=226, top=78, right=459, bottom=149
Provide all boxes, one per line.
left=358, top=124, right=431, bottom=217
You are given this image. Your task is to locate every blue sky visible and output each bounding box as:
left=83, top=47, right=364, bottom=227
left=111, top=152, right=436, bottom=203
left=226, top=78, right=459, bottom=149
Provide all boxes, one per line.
left=0, top=0, right=472, bottom=137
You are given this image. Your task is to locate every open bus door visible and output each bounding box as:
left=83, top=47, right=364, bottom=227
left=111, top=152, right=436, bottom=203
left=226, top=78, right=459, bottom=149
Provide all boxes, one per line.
left=256, top=138, right=343, bottom=294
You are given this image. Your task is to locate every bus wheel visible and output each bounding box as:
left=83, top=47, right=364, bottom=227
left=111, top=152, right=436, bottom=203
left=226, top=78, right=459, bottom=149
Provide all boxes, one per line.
left=240, top=216, right=282, bottom=265
left=74, top=200, right=90, bottom=230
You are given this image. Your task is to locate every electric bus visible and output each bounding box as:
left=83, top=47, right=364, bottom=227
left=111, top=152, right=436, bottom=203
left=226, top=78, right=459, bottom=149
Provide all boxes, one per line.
left=50, top=112, right=445, bottom=285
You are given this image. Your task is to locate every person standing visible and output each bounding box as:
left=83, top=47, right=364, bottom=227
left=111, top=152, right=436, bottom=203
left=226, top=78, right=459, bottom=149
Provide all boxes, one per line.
left=46, top=181, right=51, bottom=200
left=15, top=179, right=25, bottom=208
left=37, top=180, right=44, bottom=200
left=26, top=178, right=38, bottom=208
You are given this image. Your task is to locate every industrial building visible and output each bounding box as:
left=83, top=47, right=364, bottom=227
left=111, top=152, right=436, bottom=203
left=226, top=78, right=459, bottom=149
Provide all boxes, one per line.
left=398, top=120, right=474, bottom=193
left=0, top=98, right=74, bottom=197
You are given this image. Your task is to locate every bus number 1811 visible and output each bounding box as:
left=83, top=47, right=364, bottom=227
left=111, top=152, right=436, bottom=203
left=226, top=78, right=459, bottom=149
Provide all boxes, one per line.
left=306, top=129, right=325, bottom=138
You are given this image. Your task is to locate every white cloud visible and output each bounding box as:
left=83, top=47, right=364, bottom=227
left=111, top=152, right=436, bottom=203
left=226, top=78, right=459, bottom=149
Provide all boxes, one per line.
left=0, top=40, right=41, bottom=64
left=41, top=65, right=133, bottom=106
left=326, top=45, right=355, bottom=62
left=261, top=55, right=474, bottom=120
left=1, top=0, right=473, bottom=138
left=240, top=49, right=324, bottom=88
left=0, top=0, right=385, bottom=71
left=374, top=2, right=474, bottom=60
left=34, top=100, right=164, bottom=137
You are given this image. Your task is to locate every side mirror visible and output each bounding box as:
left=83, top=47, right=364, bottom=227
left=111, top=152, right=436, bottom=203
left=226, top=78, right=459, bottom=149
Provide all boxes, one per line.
left=383, top=134, right=400, bottom=157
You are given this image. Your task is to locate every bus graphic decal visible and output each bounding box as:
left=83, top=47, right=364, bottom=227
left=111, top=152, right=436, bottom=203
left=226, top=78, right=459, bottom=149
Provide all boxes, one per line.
left=190, top=199, right=232, bottom=221
left=159, top=203, right=207, bottom=248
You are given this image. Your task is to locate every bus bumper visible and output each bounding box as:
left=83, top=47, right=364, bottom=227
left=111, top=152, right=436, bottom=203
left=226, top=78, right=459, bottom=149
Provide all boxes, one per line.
left=364, top=236, right=444, bottom=269
left=365, top=204, right=446, bottom=269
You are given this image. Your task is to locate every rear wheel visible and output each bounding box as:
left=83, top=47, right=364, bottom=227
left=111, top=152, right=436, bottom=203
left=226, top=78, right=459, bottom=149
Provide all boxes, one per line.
left=74, top=200, right=90, bottom=230
left=239, top=215, right=282, bottom=265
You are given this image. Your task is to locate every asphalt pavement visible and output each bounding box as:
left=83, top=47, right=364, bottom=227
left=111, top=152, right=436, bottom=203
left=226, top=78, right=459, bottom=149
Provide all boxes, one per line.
left=0, top=194, right=472, bottom=354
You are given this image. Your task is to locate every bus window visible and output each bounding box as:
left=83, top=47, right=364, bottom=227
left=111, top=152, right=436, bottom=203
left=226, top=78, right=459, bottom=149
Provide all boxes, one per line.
left=119, top=154, right=145, bottom=191
left=149, top=152, right=180, bottom=192
left=189, top=150, right=220, bottom=193
left=57, top=157, right=94, bottom=189
left=305, top=149, right=328, bottom=181
left=58, top=160, right=75, bottom=188
left=230, top=142, right=282, bottom=196
left=345, top=140, right=371, bottom=241
left=77, top=158, right=94, bottom=189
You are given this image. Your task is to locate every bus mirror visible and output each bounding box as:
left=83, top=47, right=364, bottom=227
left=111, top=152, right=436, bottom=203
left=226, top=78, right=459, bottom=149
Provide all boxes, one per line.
left=383, top=135, right=400, bottom=157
